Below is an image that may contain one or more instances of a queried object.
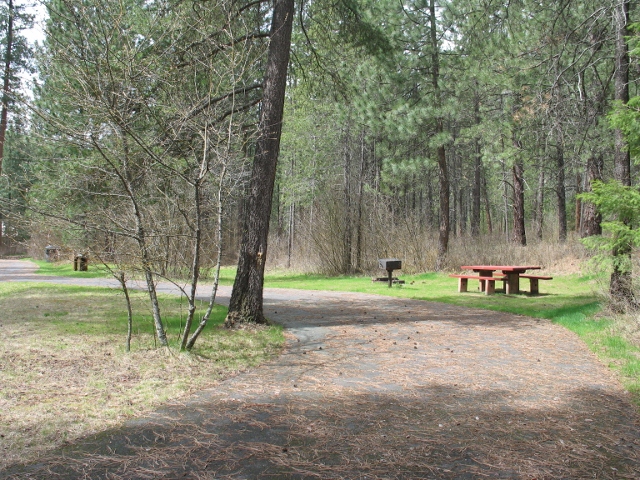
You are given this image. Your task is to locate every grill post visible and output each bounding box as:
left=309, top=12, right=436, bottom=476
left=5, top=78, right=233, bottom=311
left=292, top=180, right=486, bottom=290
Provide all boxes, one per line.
left=378, top=259, right=402, bottom=288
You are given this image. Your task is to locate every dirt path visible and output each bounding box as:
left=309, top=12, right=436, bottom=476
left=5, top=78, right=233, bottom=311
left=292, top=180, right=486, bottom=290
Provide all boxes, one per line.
left=2, top=259, right=640, bottom=479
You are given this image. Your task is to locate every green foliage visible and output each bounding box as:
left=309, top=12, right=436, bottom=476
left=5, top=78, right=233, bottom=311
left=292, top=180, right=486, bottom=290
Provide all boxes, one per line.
left=608, top=97, right=640, bottom=158
left=609, top=22, right=640, bottom=158
left=579, top=180, right=640, bottom=274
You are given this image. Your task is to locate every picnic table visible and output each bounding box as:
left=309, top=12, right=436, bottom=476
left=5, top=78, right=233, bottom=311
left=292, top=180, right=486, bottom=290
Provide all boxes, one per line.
left=451, top=265, right=552, bottom=295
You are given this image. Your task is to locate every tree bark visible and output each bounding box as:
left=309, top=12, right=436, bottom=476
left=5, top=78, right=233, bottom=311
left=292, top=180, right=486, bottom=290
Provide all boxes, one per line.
left=355, top=128, right=366, bottom=272
left=471, top=85, right=482, bottom=237
left=225, top=0, right=294, bottom=326
left=581, top=155, right=602, bottom=237
left=614, top=0, right=631, bottom=188
left=611, top=0, right=633, bottom=305
left=512, top=158, right=526, bottom=246
left=342, top=123, right=352, bottom=274
left=482, top=165, right=492, bottom=234
left=534, top=165, right=544, bottom=240
left=575, top=173, right=582, bottom=233
left=556, top=143, right=567, bottom=242
left=0, top=0, right=14, bottom=251
left=187, top=164, right=227, bottom=349
left=511, top=117, right=526, bottom=245
left=0, top=0, right=13, bottom=177
left=429, top=0, right=449, bottom=270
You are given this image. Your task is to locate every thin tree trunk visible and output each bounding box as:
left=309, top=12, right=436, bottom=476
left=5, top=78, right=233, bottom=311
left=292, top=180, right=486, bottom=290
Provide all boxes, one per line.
left=471, top=144, right=482, bottom=236
left=287, top=201, right=294, bottom=268
left=482, top=166, right=492, bottom=234
left=471, top=87, right=482, bottom=237
left=575, top=173, right=582, bottom=233
left=118, top=271, right=134, bottom=352
left=535, top=165, right=544, bottom=240
left=225, top=0, right=294, bottom=326
left=180, top=165, right=204, bottom=350
left=502, top=162, right=510, bottom=242
left=355, top=128, right=366, bottom=272
left=187, top=164, right=227, bottom=349
left=556, top=143, right=567, bottom=242
left=97, top=132, right=168, bottom=346
left=342, top=124, right=352, bottom=274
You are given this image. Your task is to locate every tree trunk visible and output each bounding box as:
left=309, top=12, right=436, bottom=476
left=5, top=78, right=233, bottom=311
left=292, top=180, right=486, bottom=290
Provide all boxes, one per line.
left=342, top=123, right=352, bottom=274
left=471, top=145, right=481, bottom=237
left=482, top=165, right=492, bottom=234
left=556, top=143, right=567, bottom=242
left=0, top=0, right=14, bottom=251
left=611, top=0, right=633, bottom=305
left=187, top=165, right=227, bottom=349
left=430, top=0, right=449, bottom=270
left=512, top=159, right=526, bottom=246
left=581, top=155, right=602, bottom=237
left=509, top=122, right=524, bottom=246
left=471, top=87, right=482, bottom=237
left=225, top=0, right=294, bottom=326
left=117, top=271, right=134, bottom=353
left=355, top=128, right=366, bottom=272
left=287, top=201, right=294, bottom=268
left=534, top=165, right=544, bottom=240
left=575, top=173, right=582, bottom=233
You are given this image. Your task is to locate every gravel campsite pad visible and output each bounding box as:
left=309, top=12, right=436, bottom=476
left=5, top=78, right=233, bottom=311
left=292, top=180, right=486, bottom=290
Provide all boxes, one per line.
left=2, top=260, right=640, bottom=478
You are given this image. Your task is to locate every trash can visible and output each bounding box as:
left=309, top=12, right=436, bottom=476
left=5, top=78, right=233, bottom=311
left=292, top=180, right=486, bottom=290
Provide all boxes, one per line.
left=44, top=245, right=60, bottom=262
left=74, top=254, right=88, bottom=271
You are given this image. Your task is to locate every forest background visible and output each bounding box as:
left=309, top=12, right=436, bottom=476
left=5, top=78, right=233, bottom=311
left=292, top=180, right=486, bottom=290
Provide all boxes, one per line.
left=0, top=0, right=639, bottom=324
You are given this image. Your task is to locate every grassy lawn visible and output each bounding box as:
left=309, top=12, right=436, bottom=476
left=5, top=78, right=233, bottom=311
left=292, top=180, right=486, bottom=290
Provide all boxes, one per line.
left=0, top=282, right=284, bottom=469
left=20, top=261, right=640, bottom=416
left=30, top=258, right=114, bottom=278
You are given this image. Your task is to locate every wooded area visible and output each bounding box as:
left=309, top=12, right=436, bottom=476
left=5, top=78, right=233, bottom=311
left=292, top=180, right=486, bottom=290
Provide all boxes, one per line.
left=1, top=0, right=639, bottom=331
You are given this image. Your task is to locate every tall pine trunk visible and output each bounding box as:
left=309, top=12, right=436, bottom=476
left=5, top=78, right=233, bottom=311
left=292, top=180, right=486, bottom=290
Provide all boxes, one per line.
left=512, top=159, right=526, bottom=246
left=0, top=0, right=14, bottom=251
left=534, top=165, right=544, bottom=240
left=430, top=0, right=449, bottom=270
left=226, top=0, right=294, bottom=326
left=511, top=119, right=526, bottom=245
left=611, top=0, right=633, bottom=305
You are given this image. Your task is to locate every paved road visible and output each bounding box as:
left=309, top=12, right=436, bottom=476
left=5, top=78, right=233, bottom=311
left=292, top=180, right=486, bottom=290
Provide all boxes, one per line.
left=2, top=259, right=640, bottom=479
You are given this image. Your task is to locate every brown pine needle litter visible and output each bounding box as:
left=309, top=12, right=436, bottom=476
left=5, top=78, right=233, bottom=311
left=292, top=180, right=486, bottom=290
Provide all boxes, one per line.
left=3, top=284, right=640, bottom=478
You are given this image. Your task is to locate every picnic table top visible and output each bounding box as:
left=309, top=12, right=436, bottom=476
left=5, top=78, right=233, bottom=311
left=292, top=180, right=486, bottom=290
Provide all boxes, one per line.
left=461, top=265, right=542, bottom=272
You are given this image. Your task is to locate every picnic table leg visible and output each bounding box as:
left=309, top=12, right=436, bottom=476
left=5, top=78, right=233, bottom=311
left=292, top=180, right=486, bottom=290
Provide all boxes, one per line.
left=478, top=270, right=492, bottom=292
left=484, top=279, right=496, bottom=295
left=505, top=273, right=520, bottom=294
left=458, top=277, right=469, bottom=293
left=529, top=277, right=540, bottom=294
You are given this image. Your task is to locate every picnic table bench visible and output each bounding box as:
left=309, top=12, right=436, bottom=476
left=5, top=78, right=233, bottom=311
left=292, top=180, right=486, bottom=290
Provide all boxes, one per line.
left=451, top=266, right=553, bottom=295
left=519, top=274, right=553, bottom=295
left=449, top=274, right=507, bottom=295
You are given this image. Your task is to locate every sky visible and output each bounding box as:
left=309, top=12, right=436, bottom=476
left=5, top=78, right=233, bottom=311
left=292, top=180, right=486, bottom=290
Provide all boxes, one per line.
left=22, top=0, right=46, bottom=45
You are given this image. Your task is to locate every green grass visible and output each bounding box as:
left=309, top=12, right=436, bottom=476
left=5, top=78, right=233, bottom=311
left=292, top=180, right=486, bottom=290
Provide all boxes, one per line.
left=25, top=261, right=640, bottom=405
left=262, top=270, right=598, bottom=321
left=31, top=258, right=113, bottom=278
left=0, top=281, right=285, bottom=467
left=0, top=281, right=282, bottom=358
